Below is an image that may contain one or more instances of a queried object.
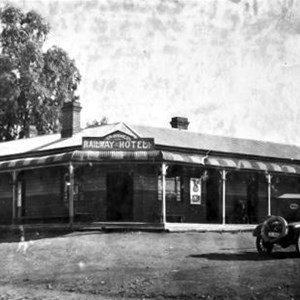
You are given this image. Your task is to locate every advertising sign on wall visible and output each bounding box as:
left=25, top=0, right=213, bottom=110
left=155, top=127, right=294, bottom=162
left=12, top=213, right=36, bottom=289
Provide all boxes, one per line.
left=190, top=178, right=201, bottom=205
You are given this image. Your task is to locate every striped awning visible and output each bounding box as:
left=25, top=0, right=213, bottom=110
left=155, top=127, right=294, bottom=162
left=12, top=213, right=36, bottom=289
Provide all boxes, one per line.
left=71, top=150, right=161, bottom=162
left=161, top=151, right=206, bottom=164
left=0, top=150, right=162, bottom=171
left=0, top=149, right=300, bottom=175
left=0, top=152, right=74, bottom=171
left=161, top=151, right=300, bottom=174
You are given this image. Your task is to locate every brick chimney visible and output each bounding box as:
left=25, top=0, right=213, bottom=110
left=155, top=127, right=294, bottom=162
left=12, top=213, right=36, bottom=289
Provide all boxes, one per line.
left=61, top=101, right=82, bottom=138
left=170, top=117, right=189, bottom=130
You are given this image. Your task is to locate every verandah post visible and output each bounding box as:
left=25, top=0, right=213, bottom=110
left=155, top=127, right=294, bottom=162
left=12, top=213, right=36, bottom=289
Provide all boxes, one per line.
left=162, top=163, right=168, bottom=225
left=221, top=170, right=227, bottom=225
left=267, top=173, right=272, bottom=216
left=69, top=163, right=74, bottom=225
left=12, top=171, right=17, bottom=224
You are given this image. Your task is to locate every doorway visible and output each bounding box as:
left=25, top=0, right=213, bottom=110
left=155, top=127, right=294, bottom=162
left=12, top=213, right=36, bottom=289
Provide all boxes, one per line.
left=205, top=169, right=221, bottom=223
left=106, top=172, right=133, bottom=221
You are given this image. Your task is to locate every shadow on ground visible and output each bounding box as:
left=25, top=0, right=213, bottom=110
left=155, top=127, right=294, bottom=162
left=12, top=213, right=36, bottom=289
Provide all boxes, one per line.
left=0, top=228, right=74, bottom=243
left=189, top=251, right=300, bottom=261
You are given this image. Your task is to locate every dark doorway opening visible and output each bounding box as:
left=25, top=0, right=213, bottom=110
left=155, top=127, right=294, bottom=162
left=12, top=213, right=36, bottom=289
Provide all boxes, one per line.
left=205, top=169, right=221, bottom=223
left=106, top=172, right=133, bottom=221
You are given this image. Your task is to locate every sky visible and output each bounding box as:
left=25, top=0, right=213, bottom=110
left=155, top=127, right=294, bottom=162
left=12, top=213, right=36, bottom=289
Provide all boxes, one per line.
left=2, top=0, right=300, bottom=145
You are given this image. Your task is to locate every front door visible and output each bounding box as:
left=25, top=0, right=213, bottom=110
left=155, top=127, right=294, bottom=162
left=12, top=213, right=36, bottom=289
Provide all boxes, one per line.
left=206, top=169, right=221, bottom=223
left=106, top=172, right=133, bottom=221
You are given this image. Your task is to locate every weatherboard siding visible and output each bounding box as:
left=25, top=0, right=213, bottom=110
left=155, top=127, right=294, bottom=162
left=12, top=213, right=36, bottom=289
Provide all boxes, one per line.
left=0, top=173, right=13, bottom=224
left=226, top=172, right=268, bottom=224
left=24, top=195, right=68, bottom=218
left=2, top=160, right=299, bottom=225
left=74, top=165, right=106, bottom=222
left=164, top=167, right=207, bottom=224
left=22, top=168, right=67, bottom=219
left=133, top=165, right=159, bottom=222
left=25, top=169, right=61, bottom=197
left=73, top=164, right=160, bottom=222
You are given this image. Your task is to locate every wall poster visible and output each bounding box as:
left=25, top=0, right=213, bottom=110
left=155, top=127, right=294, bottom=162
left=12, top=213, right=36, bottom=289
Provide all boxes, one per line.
left=190, top=178, right=201, bottom=205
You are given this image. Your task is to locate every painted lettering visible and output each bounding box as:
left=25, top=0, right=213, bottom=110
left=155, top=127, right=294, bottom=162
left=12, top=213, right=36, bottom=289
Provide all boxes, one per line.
left=82, top=137, right=154, bottom=151
left=83, top=140, right=89, bottom=148
left=142, top=141, right=149, bottom=149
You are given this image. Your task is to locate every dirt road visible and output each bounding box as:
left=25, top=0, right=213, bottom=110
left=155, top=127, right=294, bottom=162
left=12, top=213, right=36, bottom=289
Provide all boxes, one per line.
left=0, top=230, right=299, bottom=299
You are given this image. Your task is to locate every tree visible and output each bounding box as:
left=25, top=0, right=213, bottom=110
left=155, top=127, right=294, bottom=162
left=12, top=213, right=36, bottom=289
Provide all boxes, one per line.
left=86, top=117, right=108, bottom=128
left=0, top=5, right=81, bottom=141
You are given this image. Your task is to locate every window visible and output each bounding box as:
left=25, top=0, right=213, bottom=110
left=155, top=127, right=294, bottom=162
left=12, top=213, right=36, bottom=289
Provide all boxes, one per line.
left=158, top=176, right=181, bottom=202
left=62, top=172, right=82, bottom=202
left=73, top=182, right=82, bottom=201
left=62, top=172, right=70, bottom=203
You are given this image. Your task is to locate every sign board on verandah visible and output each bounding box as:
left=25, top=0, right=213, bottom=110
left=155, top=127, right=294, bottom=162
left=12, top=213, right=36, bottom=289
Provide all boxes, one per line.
left=82, top=136, right=155, bottom=151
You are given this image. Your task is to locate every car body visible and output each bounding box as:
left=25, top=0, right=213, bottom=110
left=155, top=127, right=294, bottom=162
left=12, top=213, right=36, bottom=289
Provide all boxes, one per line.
left=253, top=215, right=300, bottom=256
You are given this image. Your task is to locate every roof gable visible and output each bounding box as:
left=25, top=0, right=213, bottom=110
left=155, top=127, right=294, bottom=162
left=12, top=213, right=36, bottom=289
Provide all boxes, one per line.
left=102, top=130, right=136, bottom=141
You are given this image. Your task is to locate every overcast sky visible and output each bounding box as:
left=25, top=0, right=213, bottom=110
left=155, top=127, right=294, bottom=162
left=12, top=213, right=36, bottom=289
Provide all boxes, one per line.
left=2, top=0, right=300, bottom=145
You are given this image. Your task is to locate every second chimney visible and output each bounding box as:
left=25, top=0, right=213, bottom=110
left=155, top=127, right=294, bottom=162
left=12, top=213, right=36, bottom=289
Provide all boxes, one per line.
left=61, top=101, right=82, bottom=138
left=170, top=117, right=189, bottom=130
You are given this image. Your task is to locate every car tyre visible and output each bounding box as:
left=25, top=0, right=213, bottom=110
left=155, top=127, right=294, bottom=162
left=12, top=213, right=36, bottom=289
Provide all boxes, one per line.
left=256, top=236, right=273, bottom=256
left=261, top=215, right=288, bottom=243
left=296, top=234, right=300, bottom=256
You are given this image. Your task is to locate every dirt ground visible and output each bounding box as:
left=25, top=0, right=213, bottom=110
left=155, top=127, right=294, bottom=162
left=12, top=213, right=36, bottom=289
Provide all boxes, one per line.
left=0, top=228, right=299, bottom=300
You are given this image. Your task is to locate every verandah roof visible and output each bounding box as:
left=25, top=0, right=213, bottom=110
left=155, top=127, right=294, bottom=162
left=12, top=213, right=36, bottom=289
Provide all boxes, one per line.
left=0, top=150, right=300, bottom=175
left=0, top=150, right=161, bottom=171
left=162, top=151, right=300, bottom=174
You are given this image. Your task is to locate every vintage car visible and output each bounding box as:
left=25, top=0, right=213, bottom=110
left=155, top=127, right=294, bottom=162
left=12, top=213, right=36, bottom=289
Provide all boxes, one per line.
left=253, top=215, right=300, bottom=256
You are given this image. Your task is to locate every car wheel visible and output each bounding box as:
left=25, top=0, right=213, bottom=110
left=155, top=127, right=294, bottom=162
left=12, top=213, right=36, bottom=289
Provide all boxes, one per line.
left=296, top=234, right=300, bottom=256
left=256, top=236, right=273, bottom=256
left=261, top=215, right=288, bottom=243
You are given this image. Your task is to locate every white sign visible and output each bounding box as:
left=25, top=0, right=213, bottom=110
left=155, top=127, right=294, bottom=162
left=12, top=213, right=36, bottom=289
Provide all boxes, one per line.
left=17, top=181, right=22, bottom=207
left=190, top=178, right=201, bottom=205
left=82, top=136, right=155, bottom=151
left=290, top=203, right=299, bottom=210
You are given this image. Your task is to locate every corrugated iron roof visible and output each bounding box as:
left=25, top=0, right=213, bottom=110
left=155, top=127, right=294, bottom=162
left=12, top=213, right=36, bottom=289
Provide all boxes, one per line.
left=130, top=124, right=300, bottom=161
left=0, top=133, right=61, bottom=157
left=0, top=122, right=300, bottom=162
left=0, top=123, right=136, bottom=157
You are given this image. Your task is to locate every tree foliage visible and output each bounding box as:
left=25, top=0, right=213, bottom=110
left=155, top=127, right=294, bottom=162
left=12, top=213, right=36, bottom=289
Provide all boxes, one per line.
left=86, top=117, right=108, bottom=128
left=0, top=5, right=81, bottom=141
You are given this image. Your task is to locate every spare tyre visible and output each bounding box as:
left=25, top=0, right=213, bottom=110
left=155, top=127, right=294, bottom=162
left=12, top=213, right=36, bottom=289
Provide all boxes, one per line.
left=296, top=233, right=300, bottom=256
left=256, top=236, right=273, bottom=256
left=261, top=215, right=288, bottom=243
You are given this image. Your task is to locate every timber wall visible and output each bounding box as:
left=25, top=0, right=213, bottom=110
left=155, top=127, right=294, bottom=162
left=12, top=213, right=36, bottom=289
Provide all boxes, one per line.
left=0, top=163, right=299, bottom=225
left=73, top=164, right=160, bottom=223
left=165, top=166, right=208, bottom=224
left=24, top=168, right=68, bottom=218
left=0, top=173, right=12, bottom=224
